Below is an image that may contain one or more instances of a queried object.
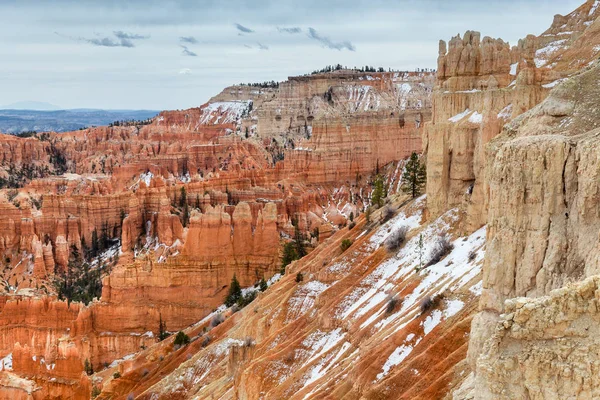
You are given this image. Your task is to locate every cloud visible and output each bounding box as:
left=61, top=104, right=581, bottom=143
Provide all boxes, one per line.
left=180, top=45, right=197, bottom=56
left=235, top=23, right=254, bottom=33
left=257, top=42, right=269, bottom=50
left=244, top=44, right=253, bottom=49
left=113, top=31, right=148, bottom=40
left=178, top=68, right=192, bottom=75
left=179, top=36, right=198, bottom=44
left=277, top=27, right=302, bottom=34
left=59, top=30, right=149, bottom=48
left=307, top=28, right=355, bottom=51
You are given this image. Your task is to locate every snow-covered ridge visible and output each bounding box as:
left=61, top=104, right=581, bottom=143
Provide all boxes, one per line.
left=200, top=101, right=252, bottom=125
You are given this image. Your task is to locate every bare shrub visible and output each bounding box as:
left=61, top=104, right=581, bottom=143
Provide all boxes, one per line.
left=243, top=337, right=254, bottom=347
left=210, top=313, right=224, bottom=328
left=201, top=335, right=211, bottom=347
left=127, top=394, right=135, bottom=400
left=384, top=226, right=408, bottom=252
left=468, top=250, right=477, bottom=262
left=419, top=295, right=441, bottom=315
left=426, top=235, right=454, bottom=267
left=385, top=295, right=402, bottom=314
left=284, top=351, right=295, bottom=363
left=381, top=206, right=395, bottom=223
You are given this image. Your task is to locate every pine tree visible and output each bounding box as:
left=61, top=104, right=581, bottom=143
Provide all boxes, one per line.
left=182, top=202, right=190, bottom=227
left=259, top=278, right=268, bottom=292
left=179, top=186, right=187, bottom=208
left=401, top=152, right=426, bottom=198
left=91, top=229, right=99, bottom=258
left=281, top=242, right=298, bottom=273
left=84, top=358, right=93, bottom=375
left=158, top=314, right=169, bottom=341
left=225, top=274, right=242, bottom=307
left=371, top=176, right=385, bottom=208
left=365, top=207, right=372, bottom=223
left=293, top=227, right=307, bottom=258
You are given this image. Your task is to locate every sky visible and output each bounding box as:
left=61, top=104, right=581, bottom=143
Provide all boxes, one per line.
left=0, top=0, right=585, bottom=110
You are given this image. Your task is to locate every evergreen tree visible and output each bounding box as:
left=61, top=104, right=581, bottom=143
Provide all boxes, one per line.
left=224, top=274, right=242, bottom=307
left=401, top=152, right=426, bottom=198
left=371, top=176, right=385, bottom=208
left=293, top=227, right=307, bottom=258
left=281, top=242, right=298, bottom=273
left=195, top=194, right=201, bottom=209
left=179, top=186, right=187, bottom=208
left=91, top=229, right=99, bottom=258
left=84, top=358, right=93, bottom=375
left=182, top=202, right=190, bottom=227
left=259, top=278, right=268, bottom=292
left=158, top=314, right=169, bottom=341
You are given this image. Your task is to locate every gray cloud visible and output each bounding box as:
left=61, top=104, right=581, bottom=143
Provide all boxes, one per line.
left=65, top=30, right=149, bottom=48
left=257, top=42, right=269, bottom=50
left=179, top=36, right=198, bottom=44
left=277, top=27, right=302, bottom=34
left=235, top=23, right=254, bottom=33
left=180, top=45, right=197, bottom=56
left=307, top=28, right=355, bottom=51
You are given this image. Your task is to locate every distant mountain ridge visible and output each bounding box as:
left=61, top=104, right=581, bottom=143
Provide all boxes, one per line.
left=0, top=101, right=62, bottom=111
left=0, top=108, right=159, bottom=134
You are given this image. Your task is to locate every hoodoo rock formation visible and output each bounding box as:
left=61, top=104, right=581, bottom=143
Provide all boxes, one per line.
left=0, top=67, right=433, bottom=398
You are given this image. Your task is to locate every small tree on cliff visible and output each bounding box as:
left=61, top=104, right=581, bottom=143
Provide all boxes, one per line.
left=401, top=152, right=426, bottom=198
left=371, top=176, right=385, bottom=208
left=259, top=278, right=268, bottom=292
left=158, top=314, right=169, bottom=341
left=281, top=242, right=298, bottom=274
left=84, top=358, right=93, bottom=375
left=225, top=274, right=242, bottom=307
left=294, top=227, right=307, bottom=259
left=179, top=186, right=187, bottom=208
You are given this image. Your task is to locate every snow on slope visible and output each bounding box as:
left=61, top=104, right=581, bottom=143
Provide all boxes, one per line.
left=199, top=101, right=252, bottom=125
left=141, top=197, right=486, bottom=399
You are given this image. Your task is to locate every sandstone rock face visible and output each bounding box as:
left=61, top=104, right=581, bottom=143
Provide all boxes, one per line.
left=468, top=59, right=600, bottom=377
left=475, top=276, right=600, bottom=399
left=426, top=0, right=600, bottom=230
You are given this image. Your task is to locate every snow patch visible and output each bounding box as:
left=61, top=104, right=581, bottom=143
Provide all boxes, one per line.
left=468, top=111, right=483, bottom=124
left=449, top=109, right=471, bottom=123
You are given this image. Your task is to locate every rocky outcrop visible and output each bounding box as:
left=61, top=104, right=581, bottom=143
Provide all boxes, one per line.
left=426, top=0, right=600, bottom=230
left=475, top=275, right=600, bottom=399
left=468, top=60, right=600, bottom=377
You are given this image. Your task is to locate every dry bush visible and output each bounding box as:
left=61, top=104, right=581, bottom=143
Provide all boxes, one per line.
left=385, top=226, right=408, bottom=252
left=381, top=206, right=395, bottom=223
left=419, top=294, right=442, bottom=315
left=385, top=295, right=403, bottom=314
left=426, top=234, right=454, bottom=267
left=210, top=313, right=225, bottom=328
